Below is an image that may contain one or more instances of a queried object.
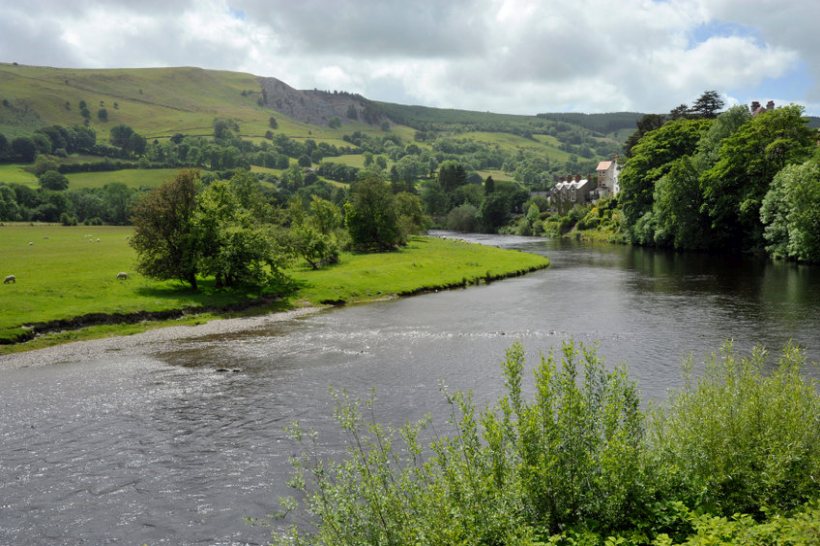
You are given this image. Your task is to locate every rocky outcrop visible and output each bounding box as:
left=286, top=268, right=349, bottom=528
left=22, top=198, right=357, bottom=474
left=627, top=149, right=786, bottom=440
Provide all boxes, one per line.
left=258, top=77, right=387, bottom=127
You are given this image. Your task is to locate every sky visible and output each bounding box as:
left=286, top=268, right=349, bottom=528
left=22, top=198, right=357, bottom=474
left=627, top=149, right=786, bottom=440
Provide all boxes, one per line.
left=1, top=0, right=818, bottom=116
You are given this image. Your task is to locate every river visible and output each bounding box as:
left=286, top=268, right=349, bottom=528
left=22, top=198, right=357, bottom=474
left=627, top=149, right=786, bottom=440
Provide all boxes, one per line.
left=1, top=235, right=818, bottom=545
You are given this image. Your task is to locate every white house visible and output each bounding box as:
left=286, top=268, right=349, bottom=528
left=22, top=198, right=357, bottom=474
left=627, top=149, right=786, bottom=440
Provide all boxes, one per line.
left=595, top=159, right=620, bottom=198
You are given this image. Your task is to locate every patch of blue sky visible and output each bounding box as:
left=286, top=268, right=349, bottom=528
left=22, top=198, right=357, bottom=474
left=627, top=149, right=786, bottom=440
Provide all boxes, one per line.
left=688, top=20, right=763, bottom=48
left=228, top=6, right=247, bottom=20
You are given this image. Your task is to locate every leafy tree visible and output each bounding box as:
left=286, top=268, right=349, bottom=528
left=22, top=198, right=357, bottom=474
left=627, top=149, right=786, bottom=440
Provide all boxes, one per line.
left=268, top=116, right=278, bottom=129
left=480, top=191, right=511, bottom=232
left=394, top=191, right=429, bottom=235
left=691, top=90, right=725, bottom=119
left=38, top=170, right=69, bottom=191
left=291, top=224, right=339, bottom=270
left=624, top=113, right=666, bottom=157
left=344, top=174, right=403, bottom=251
left=130, top=170, right=201, bottom=289
left=761, top=155, right=820, bottom=262
left=669, top=104, right=690, bottom=120
left=213, top=118, right=239, bottom=142
left=437, top=161, right=467, bottom=193
left=328, top=117, right=341, bottom=129
left=701, top=105, right=814, bottom=250
left=694, top=105, right=752, bottom=169
left=484, top=175, right=495, bottom=194
left=0, top=132, right=9, bottom=161
left=109, top=124, right=146, bottom=155
left=11, top=136, right=37, bottom=162
left=619, top=118, right=711, bottom=236
left=297, top=154, right=312, bottom=167
left=446, top=203, right=480, bottom=232
left=651, top=157, right=708, bottom=248
left=308, top=195, right=342, bottom=235
left=97, top=108, right=108, bottom=122
left=194, top=181, right=282, bottom=288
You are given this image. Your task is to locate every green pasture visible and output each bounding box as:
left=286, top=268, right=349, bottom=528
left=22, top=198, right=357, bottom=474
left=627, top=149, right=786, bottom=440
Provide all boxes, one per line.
left=461, top=131, right=573, bottom=162
left=0, top=164, right=37, bottom=185
left=0, top=225, right=548, bottom=350
left=290, top=236, right=548, bottom=305
left=65, top=168, right=182, bottom=190
left=476, top=169, right=515, bottom=182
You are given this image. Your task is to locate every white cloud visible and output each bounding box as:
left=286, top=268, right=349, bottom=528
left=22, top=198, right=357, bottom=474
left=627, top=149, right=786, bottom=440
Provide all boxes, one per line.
left=0, top=0, right=815, bottom=114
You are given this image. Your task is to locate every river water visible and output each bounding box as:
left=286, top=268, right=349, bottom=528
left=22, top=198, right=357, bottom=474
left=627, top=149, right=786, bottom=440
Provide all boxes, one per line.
left=1, top=235, right=819, bottom=545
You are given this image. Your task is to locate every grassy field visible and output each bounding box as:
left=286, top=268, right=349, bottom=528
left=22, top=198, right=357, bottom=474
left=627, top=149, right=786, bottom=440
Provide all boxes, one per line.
left=0, top=225, right=548, bottom=352
left=65, top=168, right=182, bottom=189
left=0, top=164, right=37, bottom=185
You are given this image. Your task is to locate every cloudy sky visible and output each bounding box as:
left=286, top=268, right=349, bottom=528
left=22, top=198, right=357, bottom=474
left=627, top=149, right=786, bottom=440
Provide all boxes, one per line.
left=1, top=0, right=818, bottom=115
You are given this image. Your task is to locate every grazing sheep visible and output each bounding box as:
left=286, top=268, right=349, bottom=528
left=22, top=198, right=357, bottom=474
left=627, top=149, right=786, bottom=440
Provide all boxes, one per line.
left=116, top=272, right=128, bottom=280
left=28, top=241, right=33, bottom=246
left=4, top=275, right=15, bottom=284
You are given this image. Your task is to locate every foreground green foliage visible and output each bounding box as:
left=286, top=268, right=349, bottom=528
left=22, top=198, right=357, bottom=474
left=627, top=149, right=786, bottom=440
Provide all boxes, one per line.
left=273, top=341, right=819, bottom=545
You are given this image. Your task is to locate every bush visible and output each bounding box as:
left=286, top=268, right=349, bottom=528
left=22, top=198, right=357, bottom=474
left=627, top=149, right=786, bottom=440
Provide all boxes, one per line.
left=273, top=341, right=819, bottom=545
left=650, top=342, right=819, bottom=518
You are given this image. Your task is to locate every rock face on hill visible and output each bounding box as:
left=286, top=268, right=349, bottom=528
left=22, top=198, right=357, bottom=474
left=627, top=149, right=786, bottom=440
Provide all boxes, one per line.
left=257, top=76, right=388, bottom=128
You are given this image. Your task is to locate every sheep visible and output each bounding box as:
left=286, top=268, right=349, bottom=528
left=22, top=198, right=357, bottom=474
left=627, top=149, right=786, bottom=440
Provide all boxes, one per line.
left=28, top=241, right=33, bottom=246
left=116, top=272, right=128, bottom=281
left=4, top=275, right=16, bottom=284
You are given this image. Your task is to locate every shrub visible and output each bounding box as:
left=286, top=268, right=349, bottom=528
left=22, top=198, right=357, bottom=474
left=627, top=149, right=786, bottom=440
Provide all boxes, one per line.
left=273, top=341, right=819, bottom=545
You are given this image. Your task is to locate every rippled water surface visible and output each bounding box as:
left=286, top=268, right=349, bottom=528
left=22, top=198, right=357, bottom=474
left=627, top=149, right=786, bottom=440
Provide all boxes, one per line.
left=2, top=235, right=819, bottom=544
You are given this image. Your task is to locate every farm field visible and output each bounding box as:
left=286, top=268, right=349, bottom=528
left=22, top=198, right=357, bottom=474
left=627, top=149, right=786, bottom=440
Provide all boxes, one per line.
left=0, top=225, right=547, bottom=350
left=65, top=168, right=182, bottom=189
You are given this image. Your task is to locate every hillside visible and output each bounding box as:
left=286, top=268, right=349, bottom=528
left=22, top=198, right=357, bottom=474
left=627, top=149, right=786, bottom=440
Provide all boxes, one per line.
left=0, top=63, right=624, bottom=162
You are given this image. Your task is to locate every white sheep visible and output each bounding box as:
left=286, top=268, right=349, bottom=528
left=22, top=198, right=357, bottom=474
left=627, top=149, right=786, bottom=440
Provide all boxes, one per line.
left=4, top=274, right=16, bottom=284
left=116, top=272, right=128, bottom=281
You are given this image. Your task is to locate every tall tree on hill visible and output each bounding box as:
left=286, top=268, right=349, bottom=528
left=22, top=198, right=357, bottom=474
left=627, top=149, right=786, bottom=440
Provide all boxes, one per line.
left=691, top=90, right=725, bottom=119
left=130, top=170, right=201, bottom=289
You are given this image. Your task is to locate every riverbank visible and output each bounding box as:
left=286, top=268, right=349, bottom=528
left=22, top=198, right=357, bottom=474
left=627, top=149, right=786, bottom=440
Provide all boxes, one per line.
left=0, top=226, right=548, bottom=354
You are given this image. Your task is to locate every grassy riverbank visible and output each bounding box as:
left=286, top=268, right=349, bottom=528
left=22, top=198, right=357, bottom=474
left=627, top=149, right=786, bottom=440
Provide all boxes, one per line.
left=0, top=225, right=548, bottom=353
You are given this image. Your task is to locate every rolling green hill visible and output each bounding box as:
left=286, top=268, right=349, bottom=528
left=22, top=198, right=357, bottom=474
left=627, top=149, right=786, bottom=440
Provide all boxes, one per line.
left=0, top=63, right=624, bottom=163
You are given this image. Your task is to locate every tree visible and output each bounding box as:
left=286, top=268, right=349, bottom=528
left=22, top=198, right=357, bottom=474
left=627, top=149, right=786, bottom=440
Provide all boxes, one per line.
left=394, top=191, right=429, bottom=235
left=344, top=174, right=403, bottom=251
left=0, top=132, right=9, bottom=161
left=38, top=170, right=69, bottom=191
left=11, top=137, right=37, bottom=162
left=194, top=181, right=282, bottom=288
left=669, top=104, right=690, bottom=120
left=701, top=105, right=814, bottom=250
left=484, top=175, right=495, bottom=194
left=761, top=155, right=820, bottom=262
left=97, top=108, right=108, bottom=122
left=110, top=124, right=146, bottom=155
left=308, top=195, right=342, bottom=235
left=438, top=161, right=467, bottom=193
left=328, top=117, right=341, bottom=129
left=130, top=170, right=201, bottom=289
left=651, top=157, right=709, bottom=249
left=624, top=114, right=665, bottom=157
left=268, top=116, right=278, bottom=129
left=691, top=90, right=725, bottom=119
left=619, top=118, right=711, bottom=236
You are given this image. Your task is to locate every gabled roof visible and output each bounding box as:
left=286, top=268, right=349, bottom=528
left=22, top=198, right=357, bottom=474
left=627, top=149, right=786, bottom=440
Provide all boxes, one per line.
left=596, top=161, right=613, bottom=171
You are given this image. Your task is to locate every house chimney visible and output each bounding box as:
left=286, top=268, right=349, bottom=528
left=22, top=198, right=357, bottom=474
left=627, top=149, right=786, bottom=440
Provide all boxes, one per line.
left=574, top=174, right=581, bottom=182
left=751, top=101, right=760, bottom=111
left=766, top=100, right=775, bottom=110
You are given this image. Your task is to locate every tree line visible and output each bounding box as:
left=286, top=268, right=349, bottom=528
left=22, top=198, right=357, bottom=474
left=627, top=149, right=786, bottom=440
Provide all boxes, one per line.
left=618, top=92, right=819, bottom=262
